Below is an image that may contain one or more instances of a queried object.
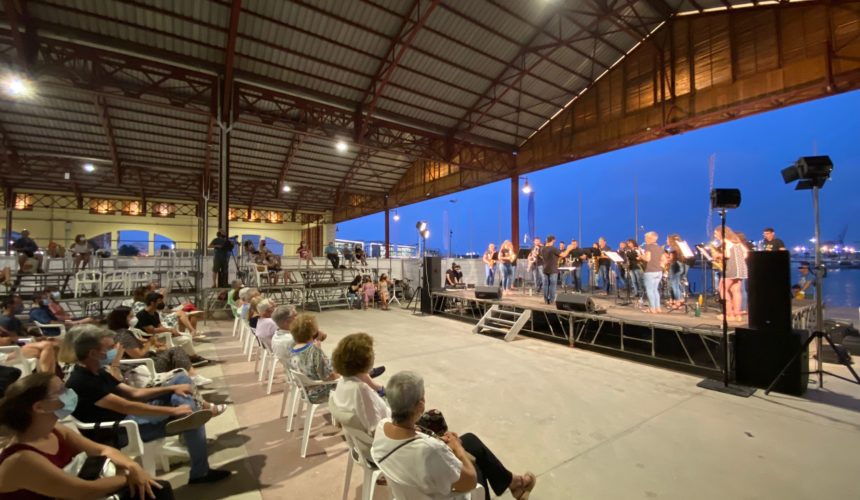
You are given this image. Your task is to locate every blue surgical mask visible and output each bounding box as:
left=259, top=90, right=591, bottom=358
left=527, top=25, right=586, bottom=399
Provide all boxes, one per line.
left=41, top=299, right=49, bottom=306
left=54, top=389, right=78, bottom=419
left=100, top=348, right=117, bottom=368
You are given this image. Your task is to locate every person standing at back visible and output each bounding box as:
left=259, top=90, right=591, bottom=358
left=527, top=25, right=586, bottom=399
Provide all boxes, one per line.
left=540, top=235, right=577, bottom=305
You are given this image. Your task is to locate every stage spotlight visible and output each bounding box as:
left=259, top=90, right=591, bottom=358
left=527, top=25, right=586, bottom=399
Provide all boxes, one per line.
left=335, top=140, right=348, bottom=152
left=416, top=221, right=427, bottom=232
left=783, top=156, right=833, bottom=190
left=3, top=74, right=33, bottom=98
left=710, top=188, right=741, bottom=209
left=522, top=178, right=532, bottom=194
left=82, top=163, right=96, bottom=173
left=421, top=229, right=430, bottom=239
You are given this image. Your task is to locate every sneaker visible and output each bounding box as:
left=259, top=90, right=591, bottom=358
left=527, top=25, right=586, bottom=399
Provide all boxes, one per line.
left=190, top=356, right=210, bottom=367
left=188, top=468, right=232, bottom=485
left=165, top=409, right=212, bottom=435
left=192, top=375, right=213, bottom=387
left=369, top=366, right=386, bottom=378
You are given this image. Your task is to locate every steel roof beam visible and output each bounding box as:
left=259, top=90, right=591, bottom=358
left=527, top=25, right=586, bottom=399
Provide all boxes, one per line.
left=93, top=96, right=122, bottom=184
left=277, top=135, right=304, bottom=199
left=222, top=0, right=242, bottom=123
left=3, top=0, right=37, bottom=69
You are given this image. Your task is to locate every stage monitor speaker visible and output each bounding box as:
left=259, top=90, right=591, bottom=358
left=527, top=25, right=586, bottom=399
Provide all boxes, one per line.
left=556, top=293, right=594, bottom=313
left=748, top=251, right=791, bottom=332
left=420, top=256, right=442, bottom=314
left=474, top=285, right=501, bottom=300
left=734, top=327, right=808, bottom=396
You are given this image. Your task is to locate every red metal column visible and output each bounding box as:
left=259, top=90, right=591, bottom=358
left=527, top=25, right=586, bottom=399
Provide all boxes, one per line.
left=510, top=175, right=519, bottom=252
left=3, top=187, right=12, bottom=256
left=384, top=208, right=390, bottom=259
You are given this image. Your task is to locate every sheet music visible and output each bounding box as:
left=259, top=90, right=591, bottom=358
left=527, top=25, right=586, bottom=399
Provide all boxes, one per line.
left=603, top=251, right=625, bottom=264
left=678, top=240, right=695, bottom=259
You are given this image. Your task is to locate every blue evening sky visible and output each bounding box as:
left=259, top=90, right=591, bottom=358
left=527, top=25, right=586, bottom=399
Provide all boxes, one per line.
left=338, top=90, right=860, bottom=254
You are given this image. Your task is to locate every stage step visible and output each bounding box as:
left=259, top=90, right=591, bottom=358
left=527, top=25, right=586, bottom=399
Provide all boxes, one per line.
left=472, top=305, right=531, bottom=342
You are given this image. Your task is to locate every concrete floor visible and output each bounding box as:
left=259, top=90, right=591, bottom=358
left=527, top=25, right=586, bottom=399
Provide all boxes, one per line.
left=162, top=308, right=860, bottom=500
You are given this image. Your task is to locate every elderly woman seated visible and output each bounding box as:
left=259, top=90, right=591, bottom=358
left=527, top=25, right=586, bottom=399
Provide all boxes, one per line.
left=329, top=333, right=391, bottom=435
left=288, top=315, right=382, bottom=404
left=0, top=372, right=174, bottom=499
left=371, top=371, right=537, bottom=500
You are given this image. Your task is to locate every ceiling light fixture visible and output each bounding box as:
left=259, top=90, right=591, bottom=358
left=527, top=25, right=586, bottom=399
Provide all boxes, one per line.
left=282, top=184, right=291, bottom=193
left=82, top=163, right=96, bottom=173
left=335, top=140, right=348, bottom=152
left=522, top=178, right=532, bottom=194
left=3, top=74, right=33, bottom=98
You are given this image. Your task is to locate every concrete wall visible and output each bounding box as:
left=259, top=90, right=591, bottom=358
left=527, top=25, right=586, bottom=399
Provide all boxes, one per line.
left=1, top=206, right=332, bottom=257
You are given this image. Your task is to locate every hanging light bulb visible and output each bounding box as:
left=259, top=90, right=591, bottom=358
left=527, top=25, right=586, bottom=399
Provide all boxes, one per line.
left=393, top=211, right=400, bottom=221
left=522, top=178, right=532, bottom=194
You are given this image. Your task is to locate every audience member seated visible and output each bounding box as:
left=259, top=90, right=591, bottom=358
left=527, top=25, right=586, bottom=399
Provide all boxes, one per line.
left=108, top=307, right=211, bottom=386
left=0, top=268, right=10, bottom=289
left=377, top=274, right=391, bottom=310
left=354, top=245, right=367, bottom=267
left=371, top=371, right=537, bottom=500
left=0, top=372, right=175, bottom=499
left=346, top=275, right=362, bottom=308
left=45, top=287, right=95, bottom=326
left=254, top=299, right=278, bottom=348
left=226, top=280, right=243, bottom=314
left=46, top=241, right=66, bottom=259
left=129, top=286, right=200, bottom=338
left=271, top=305, right=297, bottom=368
left=289, top=315, right=380, bottom=400
left=0, top=325, right=58, bottom=376
left=70, top=234, right=93, bottom=271
left=330, top=333, right=391, bottom=435
left=0, top=296, right=24, bottom=336
left=135, top=292, right=203, bottom=364
left=65, top=327, right=230, bottom=485
left=324, top=241, right=339, bottom=269
left=13, top=229, right=44, bottom=274
left=248, top=296, right=261, bottom=328
left=361, top=276, right=376, bottom=310
left=296, top=240, right=316, bottom=266
left=28, top=293, right=66, bottom=337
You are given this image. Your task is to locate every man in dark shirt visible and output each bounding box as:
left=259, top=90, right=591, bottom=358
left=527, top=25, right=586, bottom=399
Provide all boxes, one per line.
left=762, top=228, right=786, bottom=252
left=66, top=328, right=230, bottom=485
left=595, top=237, right=612, bottom=293
left=540, top=235, right=578, bottom=305
left=527, top=238, right=544, bottom=292
left=445, top=263, right=463, bottom=287
left=208, top=229, right=233, bottom=288
left=0, top=296, right=23, bottom=336
left=13, top=229, right=44, bottom=273
left=567, top=240, right=588, bottom=292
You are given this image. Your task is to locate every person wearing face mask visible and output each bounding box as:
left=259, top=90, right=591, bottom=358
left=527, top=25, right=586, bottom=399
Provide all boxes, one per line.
left=65, top=327, right=230, bottom=486
left=208, top=229, right=234, bottom=289
left=134, top=293, right=209, bottom=386
left=44, top=287, right=95, bottom=327
left=0, top=372, right=175, bottom=499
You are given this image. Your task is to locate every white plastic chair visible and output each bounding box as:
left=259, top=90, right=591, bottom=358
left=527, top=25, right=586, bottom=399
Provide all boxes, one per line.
left=62, top=416, right=169, bottom=475
left=0, top=345, right=37, bottom=374
left=388, top=480, right=485, bottom=500
left=127, top=271, right=153, bottom=292
left=167, top=270, right=194, bottom=292
left=279, top=361, right=298, bottom=422
left=73, top=270, right=102, bottom=297
left=119, top=358, right=188, bottom=386
left=248, top=264, right=271, bottom=288
left=329, top=405, right=383, bottom=500
left=287, top=369, right=338, bottom=458
left=101, top=270, right=128, bottom=295
left=34, top=321, right=67, bottom=338
left=255, top=338, right=279, bottom=394
left=245, top=325, right=258, bottom=361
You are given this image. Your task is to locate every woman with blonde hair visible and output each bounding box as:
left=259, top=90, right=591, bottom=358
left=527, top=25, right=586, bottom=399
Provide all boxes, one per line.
left=498, top=240, right=516, bottom=292
left=721, top=227, right=749, bottom=322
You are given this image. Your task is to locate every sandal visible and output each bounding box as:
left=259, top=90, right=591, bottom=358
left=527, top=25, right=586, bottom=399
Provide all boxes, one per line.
left=510, top=472, right=537, bottom=500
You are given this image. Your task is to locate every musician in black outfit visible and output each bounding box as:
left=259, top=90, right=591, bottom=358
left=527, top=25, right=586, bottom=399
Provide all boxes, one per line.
left=595, top=237, right=612, bottom=293
left=567, top=240, right=587, bottom=292
left=625, top=240, right=645, bottom=298
left=762, top=227, right=786, bottom=251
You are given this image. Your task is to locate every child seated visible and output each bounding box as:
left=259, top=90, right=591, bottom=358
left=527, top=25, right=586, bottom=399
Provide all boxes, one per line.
left=361, top=275, right=376, bottom=310
left=377, top=274, right=391, bottom=310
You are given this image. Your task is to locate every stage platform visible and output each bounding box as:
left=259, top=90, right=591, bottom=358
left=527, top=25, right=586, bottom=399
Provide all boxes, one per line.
left=430, top=289, right=817, bottom=377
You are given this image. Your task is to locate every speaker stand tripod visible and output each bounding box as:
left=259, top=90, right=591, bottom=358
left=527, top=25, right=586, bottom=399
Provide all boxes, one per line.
left=765, top=330, right=860, bottom=394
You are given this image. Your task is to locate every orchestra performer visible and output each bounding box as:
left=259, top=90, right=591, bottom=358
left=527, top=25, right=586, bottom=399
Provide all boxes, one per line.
left=568, top=240, right=587, bottom=292
left=557, top=242, right=566, bottom=286
left=527, top=238, right=544, bottom=292
left=640, top=231, right=665, bottom=314
left=720, top=226, right=749, bottom=322
left=499, top=240, right=516, bottom=292
left=482, top=243, right=497, bottom=286
left=666, top=234, right=687, bottom=309
left=625, top=239, right=644, bottom=299
left=539, top=235, right=578, bottom=305
left=595, top=237, right=612, bottom=293
left=761, top=227, right=786, bottom=251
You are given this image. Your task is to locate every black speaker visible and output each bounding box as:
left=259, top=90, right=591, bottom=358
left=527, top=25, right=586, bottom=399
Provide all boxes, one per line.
left=710, top=188, right=741, bottom=209
left=556, top=293, right=594, bottom=313
left=474, top=285, right=501, bottom=299
left=748, top=251, right=791, bottom=332
left=420, top=256, right=442, bottom=314
left=735, top=327, right=809, bottom=395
